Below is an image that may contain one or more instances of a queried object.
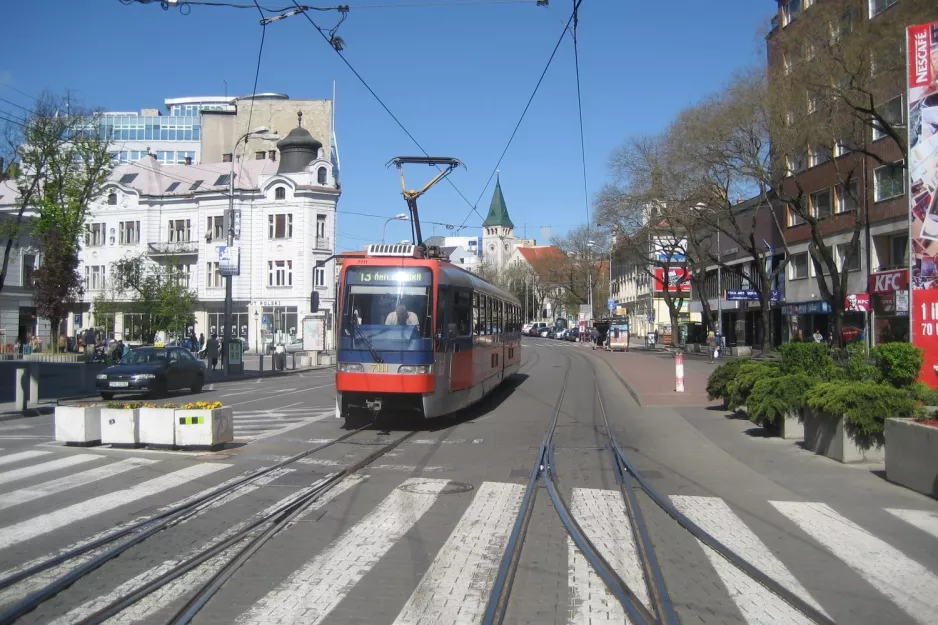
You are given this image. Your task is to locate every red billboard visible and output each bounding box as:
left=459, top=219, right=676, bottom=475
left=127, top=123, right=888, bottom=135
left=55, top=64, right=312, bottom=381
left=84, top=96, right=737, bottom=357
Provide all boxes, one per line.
left=908, top=21, right=938, bottom=386
left=654, top=267, right=691, bottom=293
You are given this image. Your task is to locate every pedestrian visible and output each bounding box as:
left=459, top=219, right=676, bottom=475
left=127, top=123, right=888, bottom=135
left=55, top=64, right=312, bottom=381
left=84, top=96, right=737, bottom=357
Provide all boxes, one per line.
left=198, top=332, right=205, bottom=351
left=205, top=333, right=220, bottom=370
left=706, top=331, right=719, bottom=363
left=590, top=326, right=600, bottom=350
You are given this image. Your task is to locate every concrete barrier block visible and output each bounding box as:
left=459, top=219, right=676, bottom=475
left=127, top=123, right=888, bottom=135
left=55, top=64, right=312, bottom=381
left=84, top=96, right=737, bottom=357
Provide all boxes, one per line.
left=139, top=407, right=177, bottom=447
left=100, top=408, right=140, bottom=447
left=885, top=418, right=938, bottom=498
left=55, top=405, right=103, bottom=446
left=804, top=407, right=884, bottom=463
left=175, top=406, right=233, bottom=450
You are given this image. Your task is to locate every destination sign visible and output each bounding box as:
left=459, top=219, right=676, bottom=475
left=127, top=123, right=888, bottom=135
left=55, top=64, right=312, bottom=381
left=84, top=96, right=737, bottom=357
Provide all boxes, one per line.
left=347, top=267, right=431, bottom=285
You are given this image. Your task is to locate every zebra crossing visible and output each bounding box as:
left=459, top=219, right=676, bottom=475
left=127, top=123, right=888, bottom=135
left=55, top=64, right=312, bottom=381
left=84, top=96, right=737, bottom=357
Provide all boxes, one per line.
left=0, top=447, right=937, bottom=624
left=232, top=406, right=335, bottom=441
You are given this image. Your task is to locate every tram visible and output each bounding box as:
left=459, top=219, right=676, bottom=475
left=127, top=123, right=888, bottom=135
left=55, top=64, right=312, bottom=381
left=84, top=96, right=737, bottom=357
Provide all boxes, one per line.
left=335, top=243, right=522, bottom=421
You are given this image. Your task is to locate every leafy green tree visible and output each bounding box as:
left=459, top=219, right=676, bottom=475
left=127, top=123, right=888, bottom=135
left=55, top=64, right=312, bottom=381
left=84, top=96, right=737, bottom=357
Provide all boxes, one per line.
left=31, top=229, right=83, bottom=343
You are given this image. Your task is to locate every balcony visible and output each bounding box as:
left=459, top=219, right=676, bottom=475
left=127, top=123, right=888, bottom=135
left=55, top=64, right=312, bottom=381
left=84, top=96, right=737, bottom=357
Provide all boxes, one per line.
left=313, top=237, right=331, bottom=251
left=148, top=241, right=199, bottom=256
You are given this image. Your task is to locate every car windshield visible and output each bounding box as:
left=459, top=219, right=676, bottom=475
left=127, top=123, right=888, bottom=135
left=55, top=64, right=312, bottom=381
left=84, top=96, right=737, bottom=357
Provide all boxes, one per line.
left=340, top=266, right=433, bottom=353
left=118, top=348, right=168, bottom=365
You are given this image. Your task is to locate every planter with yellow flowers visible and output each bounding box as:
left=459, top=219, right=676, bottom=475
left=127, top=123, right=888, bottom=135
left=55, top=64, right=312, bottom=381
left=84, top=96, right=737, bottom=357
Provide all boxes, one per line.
left=173, top=401, right=233, bottom=451
left=101, top=402, right=145, bottom=447
left=139, top=403, right=180, bottom=448
left=55, top=402, right=107, bottom=446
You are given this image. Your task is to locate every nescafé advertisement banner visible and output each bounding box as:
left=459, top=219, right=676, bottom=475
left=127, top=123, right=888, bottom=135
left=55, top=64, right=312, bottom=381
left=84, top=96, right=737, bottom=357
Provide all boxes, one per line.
left=909, top=21, right=938, bottom=385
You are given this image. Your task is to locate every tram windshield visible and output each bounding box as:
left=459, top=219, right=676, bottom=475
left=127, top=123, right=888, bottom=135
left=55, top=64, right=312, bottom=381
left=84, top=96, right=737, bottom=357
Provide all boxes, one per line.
left=341, top=267, right=433, bottom=352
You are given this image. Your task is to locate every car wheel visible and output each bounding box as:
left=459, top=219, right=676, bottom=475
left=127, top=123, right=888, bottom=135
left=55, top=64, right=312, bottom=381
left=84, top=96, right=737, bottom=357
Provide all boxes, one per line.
left=101, top=392, right=115, bottom=400
left=191, top=375, right=204, bottom=394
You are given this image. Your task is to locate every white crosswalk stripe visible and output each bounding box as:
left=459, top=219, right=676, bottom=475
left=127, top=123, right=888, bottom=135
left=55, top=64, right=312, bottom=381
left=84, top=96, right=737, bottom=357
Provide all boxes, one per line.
left=773, top=501, right=938, bottom=625
left=0, top=454, right=102, bottom=487
left=233, top=408, right=335, bottom=441
left=0, top=450, right=51, bottom=467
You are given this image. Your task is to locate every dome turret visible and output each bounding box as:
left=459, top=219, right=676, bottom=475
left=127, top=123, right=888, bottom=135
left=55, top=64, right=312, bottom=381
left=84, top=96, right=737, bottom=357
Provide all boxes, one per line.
left=276, top=111, right=323, bottom=174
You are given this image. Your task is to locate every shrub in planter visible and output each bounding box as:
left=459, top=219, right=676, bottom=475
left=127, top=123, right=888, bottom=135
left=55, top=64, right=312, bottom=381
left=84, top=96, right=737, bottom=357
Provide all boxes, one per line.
left=778, top=342, right=836, bottom=378
left=871, top=343, right=924, bottom=389
left=727, top=361, right=781, bottom=411
left=707, top=359, right=747, bottom=403
left=842, top=342, right=880, bottom=383
left=806, top=381, right=921, bottom=439
left=747, top=374, right=816, bottom=430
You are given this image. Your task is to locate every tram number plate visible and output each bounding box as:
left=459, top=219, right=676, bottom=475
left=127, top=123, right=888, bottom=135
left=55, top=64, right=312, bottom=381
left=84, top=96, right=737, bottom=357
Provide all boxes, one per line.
left=370, top=363, right=389, bottom=372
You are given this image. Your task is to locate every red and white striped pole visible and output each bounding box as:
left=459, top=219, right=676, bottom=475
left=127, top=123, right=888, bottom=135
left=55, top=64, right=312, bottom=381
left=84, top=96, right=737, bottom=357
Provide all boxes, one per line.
left=675, top=351, right=685, bottom=393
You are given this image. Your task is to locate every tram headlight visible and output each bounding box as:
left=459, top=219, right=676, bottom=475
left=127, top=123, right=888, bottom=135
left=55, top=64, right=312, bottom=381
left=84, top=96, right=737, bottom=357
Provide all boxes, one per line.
left=338, top=363, right=364, bottom=372
left=398, top=365, right=432, bottom=374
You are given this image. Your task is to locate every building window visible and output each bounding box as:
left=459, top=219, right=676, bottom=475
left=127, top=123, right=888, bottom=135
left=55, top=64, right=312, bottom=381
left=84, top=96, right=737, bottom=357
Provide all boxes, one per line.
left=783, top=0, right=802, bottom=26
left=872, top=96, right=903, bottom=141
left=86, top=222, right=106, bottom=247
left=269, top=150, right=277, bottom=161
left=255, top=151, right=266, bottom=160
left=222, top=153, right=232, bottom=163
left=810, top=189, right=832, bottom=219
left=268, top=260, right=293, bottom=287
left=107, top=192, right=117, bottom=205
left=316, top=214, right=326, bottom=238
left=207, top=216, right=224, bottom=241
left=787, top=152, right=806, bottom=174
left=837, top=241, right=861, bottom=271
left=22, top=254, right=36, bottom=288
left=788, top=204, right=805, bottom=227
left=168, top=219, right=191, bottom=242
left=874, top=162, right=904, bottom=202
left=808, top=145, right=831, bottom=167
left=789, top=252, right=809, bottom=279
left=891, top=234, right=909, bottom=268
left=268, top=214, right=293, bottom=239
left=869, top=0, right=896, bottom=18
left=317, top=167, right=327, bottom=185
left=206, top=262, right=222, bottom=288
left=314, top=266, right=326, bottom=287
left=275, top=187, right=286, bottom=200
left=834, top=138, right=856, bottom=157
left=84, top=265, right=106, bottom=291
left=171, top=264, right=191, bottom=288
left=834, top=181, right=859, bottom=213
left=119, top=221, right=140, bottom=245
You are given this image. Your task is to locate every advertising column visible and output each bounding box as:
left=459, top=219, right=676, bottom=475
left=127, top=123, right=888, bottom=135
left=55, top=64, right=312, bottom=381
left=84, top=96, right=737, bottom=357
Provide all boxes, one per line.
left=909, top=21, right=938, bottom=386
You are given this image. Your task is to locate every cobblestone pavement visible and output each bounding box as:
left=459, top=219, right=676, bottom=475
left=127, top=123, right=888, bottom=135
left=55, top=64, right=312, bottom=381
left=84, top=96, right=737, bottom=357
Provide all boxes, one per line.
left=0, top=341, right=936, bottom=624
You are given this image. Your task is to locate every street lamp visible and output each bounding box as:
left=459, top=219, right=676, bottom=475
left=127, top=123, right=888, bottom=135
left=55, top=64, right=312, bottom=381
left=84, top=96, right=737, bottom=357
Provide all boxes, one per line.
left=223, top=127, right=279, bottom=376
left=254, top=310, right=259, bottom=356
left=586, top=240, right=595, bottom=319
left=382, top=213, right=409, bottom=243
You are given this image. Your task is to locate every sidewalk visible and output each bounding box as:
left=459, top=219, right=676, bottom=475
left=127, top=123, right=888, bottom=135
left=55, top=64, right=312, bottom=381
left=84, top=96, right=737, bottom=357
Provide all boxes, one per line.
left=582, top=341, right=719, bottom=407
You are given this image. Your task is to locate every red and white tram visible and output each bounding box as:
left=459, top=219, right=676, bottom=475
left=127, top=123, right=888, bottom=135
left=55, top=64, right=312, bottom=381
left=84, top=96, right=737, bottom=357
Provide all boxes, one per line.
left=335, top=243, right=522, bottom=422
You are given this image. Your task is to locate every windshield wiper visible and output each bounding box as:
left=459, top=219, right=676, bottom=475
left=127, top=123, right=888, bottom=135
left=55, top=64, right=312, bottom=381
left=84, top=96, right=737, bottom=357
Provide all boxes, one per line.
left=354, top=325, right=384, bottom=363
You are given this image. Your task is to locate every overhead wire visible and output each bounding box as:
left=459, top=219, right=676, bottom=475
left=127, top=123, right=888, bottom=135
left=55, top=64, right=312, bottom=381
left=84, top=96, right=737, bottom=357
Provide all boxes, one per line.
left=455, top=0, right=585, bottom=232
left=119, top=0, right=538, bottom=11
left=236, top=0, right=268, bottom=189
left=570, top=0, right=589, bottom=230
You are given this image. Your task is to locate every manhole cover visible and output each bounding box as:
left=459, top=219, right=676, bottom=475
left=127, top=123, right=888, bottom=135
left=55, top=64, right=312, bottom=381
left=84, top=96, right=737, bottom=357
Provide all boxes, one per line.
left=509, top=469, right=532, bottom=479
left=399, top=481, right=474, bottom=495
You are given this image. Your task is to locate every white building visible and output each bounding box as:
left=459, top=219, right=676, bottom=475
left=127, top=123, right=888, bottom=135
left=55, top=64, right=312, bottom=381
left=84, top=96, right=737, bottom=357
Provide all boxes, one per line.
left=71, top=116, right=339, bottom=350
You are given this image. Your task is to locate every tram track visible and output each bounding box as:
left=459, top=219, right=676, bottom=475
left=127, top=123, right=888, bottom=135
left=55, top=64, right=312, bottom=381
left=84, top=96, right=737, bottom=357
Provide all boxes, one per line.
left=0, top=424, right=418, bottom=625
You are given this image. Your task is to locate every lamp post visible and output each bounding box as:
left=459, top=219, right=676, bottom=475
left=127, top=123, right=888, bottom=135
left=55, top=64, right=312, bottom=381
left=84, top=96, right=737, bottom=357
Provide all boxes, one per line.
left=254, top=310, right=259, bottom=356
left=382, top=213, right=409, bottom=243
left=223, top=127, right=279, bottom=376
left=586, top=240, right=595, bottom=319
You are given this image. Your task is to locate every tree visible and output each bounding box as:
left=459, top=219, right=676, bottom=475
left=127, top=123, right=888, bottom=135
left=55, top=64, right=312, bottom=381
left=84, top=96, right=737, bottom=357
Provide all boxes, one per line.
left=97, top=254, right=198, bottom=344
left=552, top=225, right=610, bottom=319
left=0, top=93, right=112, bottom=299
left=31, top=229, right=82, bottom=344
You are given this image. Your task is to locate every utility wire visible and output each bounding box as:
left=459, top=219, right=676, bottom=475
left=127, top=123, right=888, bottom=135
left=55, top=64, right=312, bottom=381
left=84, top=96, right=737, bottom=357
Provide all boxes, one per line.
left=237, top=1, right=268, bottom=187
left=456, top=0, right=585, bottom=232
left=284, top=0, right=481, bottom=221
left=120, top=0, right=537, bottom=11
left=0, top=82, right=39, bottom=103
left=570, top=0, right=589, bottom=228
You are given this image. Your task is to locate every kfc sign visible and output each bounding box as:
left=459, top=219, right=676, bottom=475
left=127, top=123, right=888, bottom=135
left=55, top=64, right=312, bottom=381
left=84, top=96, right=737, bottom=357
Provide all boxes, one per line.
left=869, top=269, right=909, bottom=294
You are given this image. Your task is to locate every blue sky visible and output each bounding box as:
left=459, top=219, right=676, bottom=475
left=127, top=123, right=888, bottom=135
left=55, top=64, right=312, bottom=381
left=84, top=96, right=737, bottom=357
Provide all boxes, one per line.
left=0, top=0, right=774, bottom=253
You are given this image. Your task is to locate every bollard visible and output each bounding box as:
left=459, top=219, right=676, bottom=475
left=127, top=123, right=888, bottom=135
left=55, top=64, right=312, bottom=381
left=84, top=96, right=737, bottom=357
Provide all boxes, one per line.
left=675, top=352, right=685, bottom=393
left=15, top=364, right=39, bottom=411
left=259, top=353, right=264, bottom=374
left=291, top=352, right=296, bottom=370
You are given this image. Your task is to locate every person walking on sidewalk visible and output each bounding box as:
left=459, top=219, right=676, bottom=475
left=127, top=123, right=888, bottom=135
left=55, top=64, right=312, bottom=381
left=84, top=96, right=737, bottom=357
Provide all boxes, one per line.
left=205, top=334, right=220, bottom=371
left=706, top=331, right=719, bottom=364
left=590, top=326, right=600, bottom=350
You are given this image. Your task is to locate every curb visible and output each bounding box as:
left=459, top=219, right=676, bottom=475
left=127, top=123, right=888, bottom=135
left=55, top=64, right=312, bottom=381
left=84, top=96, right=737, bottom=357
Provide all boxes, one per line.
left=0, top=406, right=56, bottom=422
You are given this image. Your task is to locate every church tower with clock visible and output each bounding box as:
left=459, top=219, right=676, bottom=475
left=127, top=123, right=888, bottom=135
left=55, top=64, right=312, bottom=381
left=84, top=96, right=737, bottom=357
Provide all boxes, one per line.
left=481, top=174, right=515, bottom=275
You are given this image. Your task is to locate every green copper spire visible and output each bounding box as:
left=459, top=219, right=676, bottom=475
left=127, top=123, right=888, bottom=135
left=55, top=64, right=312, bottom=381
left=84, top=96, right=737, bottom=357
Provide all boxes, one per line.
left=483, top=175, right=514, bottom=228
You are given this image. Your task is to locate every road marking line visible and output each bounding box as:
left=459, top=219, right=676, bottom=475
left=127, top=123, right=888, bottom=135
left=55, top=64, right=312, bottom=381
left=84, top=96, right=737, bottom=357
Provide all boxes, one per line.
left=772, top=500, right=938, bottom=625
left=244, top=412, right=336, bottom=442
left=0, top=425, right=36, bottom=432
left=238, top=477, right=450, bottom=625
left=50, top=474, right=368, bottom=625
left=673, top=496, right=826, bottom=625
left=407, top=438, right=484, bottom=445
left=393, top=481, right=523, bottom=625
left=0, top=458, right=158, bottom=512
left=296, top=458, right=451, bottom=472
left=0, top=450, right=51, bottom=467
left=228, top=383, right=334, bottom=408
left=569, top=488, right=651, bottom=624
left=885, top=509, right=938, bottom=541
left=0, top=454, right=102, bottom=487
left=0, top=463, right=230, bottom=551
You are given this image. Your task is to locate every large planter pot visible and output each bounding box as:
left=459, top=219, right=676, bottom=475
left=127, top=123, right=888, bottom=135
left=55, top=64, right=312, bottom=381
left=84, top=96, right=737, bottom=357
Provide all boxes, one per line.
left=780, top=409, right=804, bottom=440
left=54, top=405, right=103, bottom=446
left=803, top=406, right=885, bottom=463
left=885, top=418, right=938, bottom=498
left=138, top=407, right=177, bottom=448
left=174, top=406, right=234, bottom=451
left=100, top=408, right=141, bottom=447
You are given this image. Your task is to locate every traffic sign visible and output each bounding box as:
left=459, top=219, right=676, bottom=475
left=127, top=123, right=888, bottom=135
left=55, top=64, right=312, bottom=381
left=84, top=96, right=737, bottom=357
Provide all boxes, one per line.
left=607, top=298, right=615, bottom=311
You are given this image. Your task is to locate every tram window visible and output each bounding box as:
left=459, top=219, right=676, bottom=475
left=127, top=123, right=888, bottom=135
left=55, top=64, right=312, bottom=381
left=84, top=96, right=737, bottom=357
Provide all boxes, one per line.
left=496, top=300, right=503, bottom=334
left=473, top=293, right=480, bottom=336
left=436, top=289, right=446, bottom=337
left=454, top=289, right=472, bottom=336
